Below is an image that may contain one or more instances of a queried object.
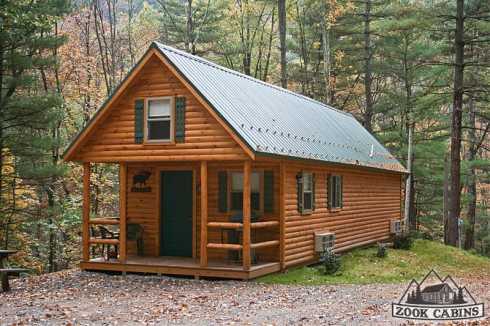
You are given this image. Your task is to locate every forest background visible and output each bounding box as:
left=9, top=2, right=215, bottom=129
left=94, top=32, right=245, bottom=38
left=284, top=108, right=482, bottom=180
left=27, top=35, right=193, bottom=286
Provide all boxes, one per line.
left=0, top=0, right=488, bottom=273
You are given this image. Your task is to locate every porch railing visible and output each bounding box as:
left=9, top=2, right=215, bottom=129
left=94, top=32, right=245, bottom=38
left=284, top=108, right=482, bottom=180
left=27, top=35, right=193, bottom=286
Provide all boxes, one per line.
left=88, top=217, right=120, bottom=252
left=206, top=220, right=280, bottom=251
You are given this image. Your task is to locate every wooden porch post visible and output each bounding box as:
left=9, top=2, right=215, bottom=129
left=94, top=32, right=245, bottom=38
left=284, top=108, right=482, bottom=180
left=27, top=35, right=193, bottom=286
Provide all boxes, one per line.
left=82, top=162, right=91, bottom=262
left=243, top=160, right=251, bottom=270
left=279, top=161, right=286, bottom=270
left=119, top=162, right=127, bottom=262
left=200, top=161, right=208, bottom=267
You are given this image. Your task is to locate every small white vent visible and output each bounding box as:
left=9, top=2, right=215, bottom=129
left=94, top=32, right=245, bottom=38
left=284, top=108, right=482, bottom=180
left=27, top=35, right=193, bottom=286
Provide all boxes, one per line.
left=390, top=219, right=402, bottom=234
left=315, top=231, right=335, bottom=253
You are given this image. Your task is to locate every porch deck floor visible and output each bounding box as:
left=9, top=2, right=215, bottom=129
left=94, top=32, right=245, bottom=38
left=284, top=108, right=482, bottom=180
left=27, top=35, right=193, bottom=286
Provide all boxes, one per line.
left=81, top=256, right=281, bottom=280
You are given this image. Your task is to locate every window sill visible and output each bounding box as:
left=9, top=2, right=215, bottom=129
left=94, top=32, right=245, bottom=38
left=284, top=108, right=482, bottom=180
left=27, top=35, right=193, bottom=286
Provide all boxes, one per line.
left=300, top=209, right=313, bottom=216
left=329, top=208, right=342, bottom=213
left=142, top=140, right=175, bottom=146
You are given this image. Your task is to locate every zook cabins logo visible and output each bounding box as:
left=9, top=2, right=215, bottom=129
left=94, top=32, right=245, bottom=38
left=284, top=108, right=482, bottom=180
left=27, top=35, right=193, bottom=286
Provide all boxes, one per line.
left=392, top=270, right=484, bottom=321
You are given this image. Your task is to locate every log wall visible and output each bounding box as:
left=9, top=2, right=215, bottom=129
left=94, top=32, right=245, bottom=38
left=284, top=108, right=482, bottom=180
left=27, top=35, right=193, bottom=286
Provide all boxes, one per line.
left=282, top=162, right=403, bottom=268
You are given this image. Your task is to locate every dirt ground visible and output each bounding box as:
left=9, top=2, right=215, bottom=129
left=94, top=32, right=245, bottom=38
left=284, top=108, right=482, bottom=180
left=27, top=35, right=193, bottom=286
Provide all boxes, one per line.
left=1, top=270, right=489, bottom=325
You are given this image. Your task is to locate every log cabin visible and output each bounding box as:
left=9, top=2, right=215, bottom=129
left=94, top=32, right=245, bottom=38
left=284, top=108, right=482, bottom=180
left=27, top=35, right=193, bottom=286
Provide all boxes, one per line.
left=63, top=42, right=407, bottom=280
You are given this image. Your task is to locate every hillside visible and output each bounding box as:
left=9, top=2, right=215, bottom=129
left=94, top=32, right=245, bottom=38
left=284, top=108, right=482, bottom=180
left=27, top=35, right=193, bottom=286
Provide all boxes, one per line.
left=259, top=240, right=490, bottom=285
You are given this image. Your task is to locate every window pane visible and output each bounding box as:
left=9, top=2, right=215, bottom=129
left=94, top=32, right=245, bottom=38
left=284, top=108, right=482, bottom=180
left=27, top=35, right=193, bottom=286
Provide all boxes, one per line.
left=232, top=172, right=260, bottom=192
left=231, top=173, right=243, bottom=191
left=303, top=173, right=312, bottom=191
left=148, top=120, right=170, bottom=140
left=251, top=172, right=260, bottom=192
left=231, top=192, right=260, bottom=211
left=336, top=176, right=342, bottom=207
left=149, top=99, right=171, bottom=117
left=303, top=192, right=312, bottom=210
left=231, top=192, right=242, bottom=210
left=251, top=192, right=260, bottom=210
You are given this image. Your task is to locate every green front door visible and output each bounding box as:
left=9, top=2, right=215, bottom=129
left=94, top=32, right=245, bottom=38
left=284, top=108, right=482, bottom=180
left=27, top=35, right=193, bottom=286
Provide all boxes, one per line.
left=160, top=171, right=193, bottom=257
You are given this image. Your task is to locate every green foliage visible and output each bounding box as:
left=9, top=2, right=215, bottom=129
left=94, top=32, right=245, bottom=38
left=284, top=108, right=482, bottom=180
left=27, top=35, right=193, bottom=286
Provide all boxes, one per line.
left=376, top=242, right=388, bottom=258
left=393, top=233, right=414, bottom=250
left=320, top=248, right=341, bottom=275
left=0, top=0, right=71, bottom=273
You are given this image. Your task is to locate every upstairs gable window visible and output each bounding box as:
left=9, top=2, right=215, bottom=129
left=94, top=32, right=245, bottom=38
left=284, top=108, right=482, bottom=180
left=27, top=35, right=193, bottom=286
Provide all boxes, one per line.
left=146, top=97, right=173, bottom=142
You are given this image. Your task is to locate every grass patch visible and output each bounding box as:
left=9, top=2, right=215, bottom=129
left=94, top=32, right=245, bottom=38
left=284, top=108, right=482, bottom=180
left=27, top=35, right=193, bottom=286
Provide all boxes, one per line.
left=259, top=240, right=490, bottom=285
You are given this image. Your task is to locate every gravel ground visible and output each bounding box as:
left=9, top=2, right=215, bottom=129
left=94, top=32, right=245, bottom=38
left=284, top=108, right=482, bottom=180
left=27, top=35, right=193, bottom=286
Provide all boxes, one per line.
left=1, top=270, right=489, bottom=325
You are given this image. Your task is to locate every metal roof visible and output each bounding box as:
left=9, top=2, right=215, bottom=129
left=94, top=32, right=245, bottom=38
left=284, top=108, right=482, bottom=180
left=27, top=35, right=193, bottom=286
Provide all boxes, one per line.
left=155, top=42, right=406, bottom=173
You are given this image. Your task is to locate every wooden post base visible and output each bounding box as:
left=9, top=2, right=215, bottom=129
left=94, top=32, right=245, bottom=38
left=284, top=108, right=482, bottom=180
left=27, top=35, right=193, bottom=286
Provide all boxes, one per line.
left=1, top=272, right=10, bottom=292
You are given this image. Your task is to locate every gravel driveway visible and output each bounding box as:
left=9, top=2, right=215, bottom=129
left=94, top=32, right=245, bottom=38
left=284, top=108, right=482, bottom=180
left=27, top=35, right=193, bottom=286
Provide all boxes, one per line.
left=1, top=270, right=489, bottom=325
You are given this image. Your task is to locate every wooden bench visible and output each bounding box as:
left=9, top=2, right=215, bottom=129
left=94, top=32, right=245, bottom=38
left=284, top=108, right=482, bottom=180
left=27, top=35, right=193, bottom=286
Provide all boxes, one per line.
left=0, top=268, right=30, bottom=292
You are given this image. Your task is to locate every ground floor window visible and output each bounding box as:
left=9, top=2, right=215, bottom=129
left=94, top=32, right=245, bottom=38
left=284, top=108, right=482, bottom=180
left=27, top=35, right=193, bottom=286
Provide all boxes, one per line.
left=230, top=171, right=261, bottom=211
left=328, top=175, right=343, bottom=209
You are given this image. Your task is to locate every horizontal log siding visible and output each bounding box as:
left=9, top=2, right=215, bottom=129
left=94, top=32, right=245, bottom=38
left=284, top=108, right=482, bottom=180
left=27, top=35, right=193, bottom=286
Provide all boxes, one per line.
left=126, top=166, right=158, bottom=256
left=283, top=163, right=402, bottom=268
left=74, top=56, right=247, bottom=162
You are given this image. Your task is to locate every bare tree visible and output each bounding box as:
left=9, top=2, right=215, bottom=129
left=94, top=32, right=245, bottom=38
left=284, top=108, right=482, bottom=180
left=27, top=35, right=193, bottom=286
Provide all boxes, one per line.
left=278, top=0, right=287, bottom=88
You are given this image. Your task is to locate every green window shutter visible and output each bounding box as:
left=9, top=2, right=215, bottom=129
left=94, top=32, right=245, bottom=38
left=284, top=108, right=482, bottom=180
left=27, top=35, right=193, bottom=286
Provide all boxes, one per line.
left=312, top=173, right=316, bottom=210
left=296, top=172, right=303, bottom=213
left=134, top=99, right=144, bottom=144
left=339, top=176, right=344, bottom=208
left=327, top=174, right=333, bottom=209
left=218, top=171, right=228, bottom=212
left=175, top=97, right=186, bottom=142
left=264, top=171, right=274, bottom=213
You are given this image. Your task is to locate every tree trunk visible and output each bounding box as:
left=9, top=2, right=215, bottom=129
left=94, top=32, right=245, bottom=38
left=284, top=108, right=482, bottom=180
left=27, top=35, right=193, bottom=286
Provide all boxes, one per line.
left=447, top=0, right=465, bottom=247
left=409, top=177, right=417, bottom=229
left=127, top=0, right=135, bottom=65
left=321, top=1, right=330, bottom=102
left=443, top=152, right=450, bottom=244
left=278, top=0, right=287, bottom=88
left=186, top=0, right=196, bottom=54
left=404, top=125, right=414, bottom=230
left=363, top=0, right=373, bottom=132
left=464, top=97, right=476, bottom=250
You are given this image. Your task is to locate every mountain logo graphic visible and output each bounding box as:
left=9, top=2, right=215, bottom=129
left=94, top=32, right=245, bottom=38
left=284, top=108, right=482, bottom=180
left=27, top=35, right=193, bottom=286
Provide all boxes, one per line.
left=392, top=270, right=484, bottom=321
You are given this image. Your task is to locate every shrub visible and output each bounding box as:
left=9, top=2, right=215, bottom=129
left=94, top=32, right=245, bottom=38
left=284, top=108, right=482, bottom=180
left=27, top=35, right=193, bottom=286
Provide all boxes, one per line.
left=377, top=242, right=388, bottom=258
left=321, top=249, right=341, bottom=275
left=393, top=233, right=413, bottom=250
left=411, top=230, right=434, bottom=241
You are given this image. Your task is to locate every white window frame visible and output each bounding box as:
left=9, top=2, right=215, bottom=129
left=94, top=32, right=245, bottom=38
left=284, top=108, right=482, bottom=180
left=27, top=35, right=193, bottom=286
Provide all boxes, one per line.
left=144, top=96, right=174, bottom=143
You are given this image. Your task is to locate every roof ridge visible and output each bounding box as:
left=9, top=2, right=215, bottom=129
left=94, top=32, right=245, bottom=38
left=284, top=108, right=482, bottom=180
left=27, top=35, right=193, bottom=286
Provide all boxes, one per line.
left=153, top=41, right=352, bottom=118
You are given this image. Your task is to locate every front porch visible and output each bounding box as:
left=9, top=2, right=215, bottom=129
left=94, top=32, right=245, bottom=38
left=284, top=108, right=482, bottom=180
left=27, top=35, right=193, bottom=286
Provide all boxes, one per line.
left=81, top=256, right=281, bottom=279
left=81, top=160, right=283, bottom=280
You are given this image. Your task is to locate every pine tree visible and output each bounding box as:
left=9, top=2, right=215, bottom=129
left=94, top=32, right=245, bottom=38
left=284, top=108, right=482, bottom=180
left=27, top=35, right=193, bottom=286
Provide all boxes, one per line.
left=0, top=0, right=70, bottom=257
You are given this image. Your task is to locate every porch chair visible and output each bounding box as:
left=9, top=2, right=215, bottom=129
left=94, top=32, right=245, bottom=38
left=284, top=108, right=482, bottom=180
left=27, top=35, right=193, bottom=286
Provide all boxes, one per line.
left=127, top=223, right=144, bottom=256
left=98, top=225, right=119, bottom=260
left=89, top=226, right=104, bottom=258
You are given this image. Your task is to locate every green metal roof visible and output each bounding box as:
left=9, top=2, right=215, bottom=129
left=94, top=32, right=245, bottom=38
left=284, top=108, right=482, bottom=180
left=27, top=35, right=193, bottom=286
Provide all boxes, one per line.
left=155, top=42, right=406, bottom=173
